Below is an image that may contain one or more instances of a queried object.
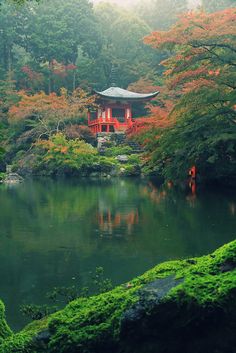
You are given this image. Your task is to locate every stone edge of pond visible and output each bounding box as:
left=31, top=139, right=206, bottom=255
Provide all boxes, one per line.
left=0, top=240, right=235, bottom=353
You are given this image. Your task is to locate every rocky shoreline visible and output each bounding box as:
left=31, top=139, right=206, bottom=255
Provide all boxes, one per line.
left=0, top=241, right=235, bottom=353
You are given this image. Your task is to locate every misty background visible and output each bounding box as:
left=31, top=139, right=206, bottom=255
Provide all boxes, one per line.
left=92, top=0, right=202, bottom=10
left=0, top=0, right=235, bottom=93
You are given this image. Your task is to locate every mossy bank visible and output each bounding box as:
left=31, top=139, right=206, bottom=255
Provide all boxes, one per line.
left=0, top=241, right=236, bottom=353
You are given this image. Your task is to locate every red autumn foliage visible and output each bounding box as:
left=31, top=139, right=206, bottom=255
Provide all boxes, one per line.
left=144, top=9, right=236, bottom=49
left=127, top=79, right=175, bottom=137
left=21, top=66, right=43, bottom=83
left=8, top=89, right=96, bottom=123
left=166, top=68, right=208, bottom=90
left=66, top=64, right=77, bottom=71
left=127, top=78, right=160, bottom=94
left=50, top=60, right=77, bottom=78
left=145, top=8, right=236, bottom=93
left=64, top=124, right=96, bottom=144
left=129, top=8, right=236, bottom=141
left=181, top=78, right=217, bottom=93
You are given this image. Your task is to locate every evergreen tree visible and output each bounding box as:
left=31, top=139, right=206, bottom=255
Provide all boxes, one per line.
left=136, top=0, right=188, bottom=30
left=202, top=0, right=236, bottom=12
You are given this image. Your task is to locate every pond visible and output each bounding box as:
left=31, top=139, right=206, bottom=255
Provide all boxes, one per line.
left=0, top=178, right=235, bottom=331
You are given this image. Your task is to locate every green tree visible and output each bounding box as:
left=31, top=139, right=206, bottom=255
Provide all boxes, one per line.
left=0, top=2, right=26, bottom=80
left=202, top=0, right=236, bottom=12
left=30, top=133, right=99, bottom=176
left=94, top=2, right=157, bottom=88
left=0, top=124, right=6, bottom=169
left=0, top=0, right=104, bottom=92
left=23, top=0, right=102, bottom=92
left=136, top=0, right=188, bottom=30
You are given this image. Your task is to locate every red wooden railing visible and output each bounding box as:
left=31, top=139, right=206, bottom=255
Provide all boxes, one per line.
left=88, top=116, right=133, bottom=133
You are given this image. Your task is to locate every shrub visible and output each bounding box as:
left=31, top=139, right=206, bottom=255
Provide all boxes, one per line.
left=104, top=146, right=133, bottom=157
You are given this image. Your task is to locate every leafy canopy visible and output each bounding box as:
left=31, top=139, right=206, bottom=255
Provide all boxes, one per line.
left=141, top=8, right=236, bottom=183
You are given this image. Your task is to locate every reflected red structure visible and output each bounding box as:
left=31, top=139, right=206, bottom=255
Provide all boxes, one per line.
left=141, top=181, right=167, bottom=204
left=97, top=209, right=139, bottom=235
left=189, top=179, right=196, bottom=195
left=186, top=165, right=197, bottom=206
left=141, top=180, right=198, bottom=208
left=229, top=202, right=236, bottom=216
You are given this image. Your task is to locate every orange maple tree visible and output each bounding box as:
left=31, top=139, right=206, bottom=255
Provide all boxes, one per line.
left=8, top=88, right=96, bottom=140
left=9, top=88, right=96, bottom=123
left=127, top=82, right=174, bottom=138
left=137, top=8, right=236, bottom=181
left=131, top=8, right=236, bottom=138
left=144, top=8, right=236, bottom=99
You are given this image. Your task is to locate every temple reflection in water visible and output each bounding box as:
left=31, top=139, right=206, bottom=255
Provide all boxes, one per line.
left=97, top=209, right=139, bottom=236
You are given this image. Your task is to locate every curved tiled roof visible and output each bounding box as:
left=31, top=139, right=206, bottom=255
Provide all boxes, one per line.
left=95, top=86, right=159, bottom=100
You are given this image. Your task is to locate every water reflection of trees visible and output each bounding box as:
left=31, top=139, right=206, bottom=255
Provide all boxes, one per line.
left=229, top=202, right=236, bottom=216
left=0, top=178, right=144, bottom=250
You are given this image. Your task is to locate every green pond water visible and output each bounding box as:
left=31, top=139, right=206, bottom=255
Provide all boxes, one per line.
left=0, top=178, right=235, bottom=331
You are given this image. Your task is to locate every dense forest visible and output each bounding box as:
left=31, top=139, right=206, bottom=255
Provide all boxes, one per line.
left=0, top=0, right=235, bottom=185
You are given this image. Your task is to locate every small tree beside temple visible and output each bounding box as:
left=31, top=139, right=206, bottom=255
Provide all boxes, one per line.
left=8, top=88, right=96, bottom=140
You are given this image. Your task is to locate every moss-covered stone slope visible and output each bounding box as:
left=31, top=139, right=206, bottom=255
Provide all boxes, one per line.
left=0, top=301, right=12, bottom=344
left=0, top=240, right=236, bottom=353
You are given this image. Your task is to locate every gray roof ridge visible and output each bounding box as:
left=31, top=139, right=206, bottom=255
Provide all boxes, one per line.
left=94, top=86, right=159, bottom=100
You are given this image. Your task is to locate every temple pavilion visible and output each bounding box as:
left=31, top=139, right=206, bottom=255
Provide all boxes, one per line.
left=88, top=86, right=159, bottom=134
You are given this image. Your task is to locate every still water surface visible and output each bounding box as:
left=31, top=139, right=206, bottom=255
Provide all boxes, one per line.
left=0, top=178, right=235, bottom=330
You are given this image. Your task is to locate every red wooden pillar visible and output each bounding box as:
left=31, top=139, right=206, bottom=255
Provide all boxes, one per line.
left=99, top=212, right=104, bottom=227
left=107, top=210, right=111, bottom=223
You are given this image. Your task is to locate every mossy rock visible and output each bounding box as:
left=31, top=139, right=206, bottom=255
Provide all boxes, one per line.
left=0, top=173, right=6, bottom=182
left=119, top=164, right=141, bottom=176
left=1, top=241, right=236, bottom=353
left=0, top=301, right=12, bottom=343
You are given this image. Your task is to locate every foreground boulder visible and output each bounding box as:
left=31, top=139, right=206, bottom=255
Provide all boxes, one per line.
left=0, top=241, right=236, bottom=353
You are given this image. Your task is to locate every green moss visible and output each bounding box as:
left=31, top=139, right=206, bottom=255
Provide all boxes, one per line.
left=1, top=241, right=236, bottom=353
left=167, top=240, right=236, bottom=305
left=98, top=157, right=117, bottom=173
left=0, top=318, right=49, bottom=353
left=0, top=173, right=6, bottom=181
left=0, top=300, right=12, bottom=343
left=104, top=146, right=133, bottom=157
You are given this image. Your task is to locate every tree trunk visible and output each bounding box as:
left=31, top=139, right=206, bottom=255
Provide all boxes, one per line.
left=73, top=70, right=76, bottom=91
